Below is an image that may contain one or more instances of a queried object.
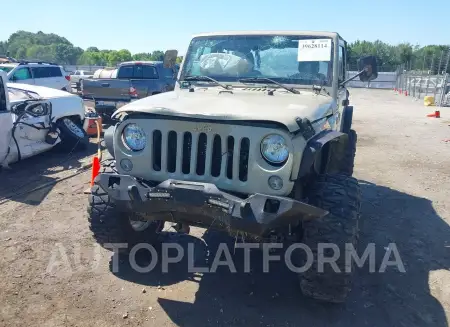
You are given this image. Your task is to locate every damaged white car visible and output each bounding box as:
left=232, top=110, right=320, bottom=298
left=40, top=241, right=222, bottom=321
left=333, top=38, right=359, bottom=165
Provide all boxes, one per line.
left=0, top=71, right=88, bottom=168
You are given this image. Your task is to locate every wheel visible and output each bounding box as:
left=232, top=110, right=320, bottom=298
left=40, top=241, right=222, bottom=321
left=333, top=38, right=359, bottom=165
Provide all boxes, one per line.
left=341, top=129, right=357, bottom=176
left=298, top=174, right=360, bottom=303
left=87, top=158, right=163, bottom=251
left=55, top=117, right=89, bottom=151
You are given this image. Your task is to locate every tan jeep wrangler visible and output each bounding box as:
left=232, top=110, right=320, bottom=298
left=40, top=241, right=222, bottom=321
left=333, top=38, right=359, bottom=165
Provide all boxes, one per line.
left=87, top=31, right=378, bottom=303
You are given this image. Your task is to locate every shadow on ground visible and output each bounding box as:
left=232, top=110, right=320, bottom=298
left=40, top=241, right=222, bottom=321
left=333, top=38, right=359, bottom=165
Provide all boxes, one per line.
left=0, top=142, right=97, bottom=205
left=111, top=180, right=449, bottom=327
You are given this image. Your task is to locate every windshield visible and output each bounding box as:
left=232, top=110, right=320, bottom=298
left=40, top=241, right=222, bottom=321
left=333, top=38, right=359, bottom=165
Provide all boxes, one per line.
left=181, top=35, right=334, bottom=87
left=0, top=66, right=14, bottom=74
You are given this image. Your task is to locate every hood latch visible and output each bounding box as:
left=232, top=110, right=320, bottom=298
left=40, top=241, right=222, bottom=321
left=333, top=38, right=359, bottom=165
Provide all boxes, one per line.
left=295, top=117, right=315, bottom=139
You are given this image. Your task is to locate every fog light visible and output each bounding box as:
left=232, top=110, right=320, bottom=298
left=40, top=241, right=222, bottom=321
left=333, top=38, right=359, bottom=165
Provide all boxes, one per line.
left=268, top=176, right=283, bottom=190
left=120, top=159, right=133, bottom=171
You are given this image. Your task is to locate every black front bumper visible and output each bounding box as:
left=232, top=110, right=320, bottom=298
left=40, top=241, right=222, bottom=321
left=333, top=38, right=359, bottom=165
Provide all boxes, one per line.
left=97, top=174, right=328, bottom=237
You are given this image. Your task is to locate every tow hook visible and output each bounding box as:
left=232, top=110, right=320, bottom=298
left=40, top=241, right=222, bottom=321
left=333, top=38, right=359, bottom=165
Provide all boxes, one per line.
left=45, top=131, right=58, bottom=145
left=128, top=185, right=142, bottom=202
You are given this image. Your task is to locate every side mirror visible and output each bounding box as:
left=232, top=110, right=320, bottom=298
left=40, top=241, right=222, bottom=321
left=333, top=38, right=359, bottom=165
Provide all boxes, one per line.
left=10, top=75, right=17, bottom=82
left=358, top=56, right=378, bottom=82
left=163, top=49, right=178, bottom=68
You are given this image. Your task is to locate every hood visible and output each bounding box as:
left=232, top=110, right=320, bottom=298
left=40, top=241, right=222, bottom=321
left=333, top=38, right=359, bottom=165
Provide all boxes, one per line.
left=113, top=87, right=335, bottom=133
left=7, top=83, right=76, bottom=101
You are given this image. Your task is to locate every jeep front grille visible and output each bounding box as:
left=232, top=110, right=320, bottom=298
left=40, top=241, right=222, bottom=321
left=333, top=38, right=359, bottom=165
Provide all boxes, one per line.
left=115, top=119, right=295, bottom=195
left=150, top=130, right=250, bottom=182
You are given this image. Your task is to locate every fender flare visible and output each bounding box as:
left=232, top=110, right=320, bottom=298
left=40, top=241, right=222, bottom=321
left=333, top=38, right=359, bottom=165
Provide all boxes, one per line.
left=103, top=124, right=117, bottom=158
left=340, top=106, right=353, bottom=134
left=298, top=130, right=345, bottom=178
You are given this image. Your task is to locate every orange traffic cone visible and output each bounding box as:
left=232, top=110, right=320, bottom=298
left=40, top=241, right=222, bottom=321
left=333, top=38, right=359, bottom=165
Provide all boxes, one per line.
left=83, top=119, right=103, bottom=194
left=90, top=156, right=101, bottom=187
left=427, top=110, right=441, bottom=118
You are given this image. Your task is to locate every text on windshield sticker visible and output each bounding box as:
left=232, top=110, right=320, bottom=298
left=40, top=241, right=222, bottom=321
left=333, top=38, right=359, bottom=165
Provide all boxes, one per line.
left=297, top=39, right=332, bottom=62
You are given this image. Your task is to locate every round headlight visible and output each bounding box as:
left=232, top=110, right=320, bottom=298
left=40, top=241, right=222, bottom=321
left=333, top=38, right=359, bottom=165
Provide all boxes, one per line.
left=261, top=134, right=289, bottom=164
left=122, top=123, right=147, bottom=151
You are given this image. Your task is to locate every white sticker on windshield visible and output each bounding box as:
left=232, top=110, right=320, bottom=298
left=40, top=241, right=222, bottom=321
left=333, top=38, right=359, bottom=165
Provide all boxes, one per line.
left=297, top=39, right=332, bottom=62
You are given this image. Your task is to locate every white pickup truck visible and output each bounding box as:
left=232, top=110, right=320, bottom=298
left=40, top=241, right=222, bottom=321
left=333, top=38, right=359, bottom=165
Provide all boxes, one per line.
left=0, top=70, right=88, bottom=168
left=69, top=70, right=95, bottom=93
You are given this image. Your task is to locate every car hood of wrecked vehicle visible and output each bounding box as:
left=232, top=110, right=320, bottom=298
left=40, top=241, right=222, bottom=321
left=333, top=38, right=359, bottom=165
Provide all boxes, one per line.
left=113, top=88, right=336, bottom=133
left=7, top=83, right=78, bottom=102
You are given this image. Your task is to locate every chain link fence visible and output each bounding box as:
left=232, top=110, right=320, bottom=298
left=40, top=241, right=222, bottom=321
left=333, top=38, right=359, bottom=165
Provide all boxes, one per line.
left=345, top=48, right=450, bottom=106
left=396, top=72, right=449, bottom=106
left=395, top=48, right=450, bottom=107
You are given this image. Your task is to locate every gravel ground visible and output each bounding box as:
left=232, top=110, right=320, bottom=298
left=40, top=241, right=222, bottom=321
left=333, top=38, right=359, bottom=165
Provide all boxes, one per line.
left=0, top=89, right=449, bottom=327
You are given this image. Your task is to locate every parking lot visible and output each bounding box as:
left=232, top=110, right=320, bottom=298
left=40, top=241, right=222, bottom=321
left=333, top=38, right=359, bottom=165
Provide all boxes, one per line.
left=0, top=88, right=449, bottom=327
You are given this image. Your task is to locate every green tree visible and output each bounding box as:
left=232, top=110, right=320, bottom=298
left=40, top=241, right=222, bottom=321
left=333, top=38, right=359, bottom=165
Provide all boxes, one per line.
left=3, top=29, right=446, bottom=73
left=15, top=46, right=27, bottom=59
left=396, top=43, right=413, bottom=65
left=133, top=52, right=153, bottom=60
left=5, top=30, right=83, bottom=63
left=150, top=50, right=165, bottom=61
left=0, top=41, right=8, bottom=55
left=116, top=49, right=132, bottom=62
left=77, top=51, right=100, bottom=65
left=26, top=45, right=53, bottom=61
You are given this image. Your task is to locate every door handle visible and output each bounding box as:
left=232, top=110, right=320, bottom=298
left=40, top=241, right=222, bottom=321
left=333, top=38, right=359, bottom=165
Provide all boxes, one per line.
left=101, top=83, right=110, bottom=87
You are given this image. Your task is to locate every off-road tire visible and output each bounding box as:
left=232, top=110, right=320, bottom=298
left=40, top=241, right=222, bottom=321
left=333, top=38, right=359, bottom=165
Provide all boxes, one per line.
left=299, top=174, right=360, bottom=303
left=87, top=158, right=162, bottom=252
left=341, top=129, right=357, bottom=176
left=55, top=117, right=89, bottom=152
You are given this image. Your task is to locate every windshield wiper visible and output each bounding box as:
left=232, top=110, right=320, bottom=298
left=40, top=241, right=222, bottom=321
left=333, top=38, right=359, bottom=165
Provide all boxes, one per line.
left=183, top=75, right=231, bottom=90
left=238, top=77, right=299, bottom=94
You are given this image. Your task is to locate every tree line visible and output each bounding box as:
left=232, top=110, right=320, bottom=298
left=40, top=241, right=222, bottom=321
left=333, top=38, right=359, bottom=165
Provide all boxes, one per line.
left=348, top=40, right=449, bottom=73
left=1, top=30, right=449, bottom=72
left=0, top=31, right=184, bottom=67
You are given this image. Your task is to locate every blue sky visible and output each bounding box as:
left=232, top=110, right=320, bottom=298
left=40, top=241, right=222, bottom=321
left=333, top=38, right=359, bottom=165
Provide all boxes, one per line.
left=1, top=0, right=449, bottom=55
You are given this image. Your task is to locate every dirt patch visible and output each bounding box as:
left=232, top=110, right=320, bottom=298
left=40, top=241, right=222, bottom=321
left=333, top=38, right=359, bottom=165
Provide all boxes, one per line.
left=355, top=135, right=376, bottom=147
